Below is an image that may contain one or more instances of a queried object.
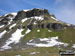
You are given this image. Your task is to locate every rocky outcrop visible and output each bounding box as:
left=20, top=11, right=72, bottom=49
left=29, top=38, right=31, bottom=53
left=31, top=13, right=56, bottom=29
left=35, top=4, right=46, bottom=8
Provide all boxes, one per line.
left=41, top=24, right=46, bottom=29
left=14, top=11, right=26, bottom=20
left=27, top=24, right=34, bottom=30
left=52, top=23, right=63, bottom=31
left=0, top=17, right=9, bottom=25
left=14, top=8, right=49, bottom=20
left=46, top=23, right=52, bottom=29
left=26, top=23, right=64, bottom=31
left=0, top=14, right=14, bottom=25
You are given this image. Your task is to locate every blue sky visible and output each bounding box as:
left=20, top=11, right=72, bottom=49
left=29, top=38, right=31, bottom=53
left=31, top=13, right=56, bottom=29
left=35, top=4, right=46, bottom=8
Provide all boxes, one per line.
left=0, top=0, right=75, bottom=24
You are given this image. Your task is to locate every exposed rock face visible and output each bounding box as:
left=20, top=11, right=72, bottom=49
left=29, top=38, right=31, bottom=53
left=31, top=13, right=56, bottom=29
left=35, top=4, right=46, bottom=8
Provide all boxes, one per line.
left=52, top=23, right=63, bottom=31
left=14, top=8, right=49, bottom=20
left=17, top=25, right=22, bottom=29
left=0, top=17, right=9, bottom=25
left=0, top=14, right=15, bottom=25
left=46, top=23, right=51, bottom=29
left=41, top=24, right=46, bottom=29
left=37, top=24, right=41, bottom=28
left=5, top=27, right=10, bottom=31
left=27, top=24, right=34, bottom=30
left=14, top=11, right=26, bottom=20
left=22, top=26, right=25, bottom=29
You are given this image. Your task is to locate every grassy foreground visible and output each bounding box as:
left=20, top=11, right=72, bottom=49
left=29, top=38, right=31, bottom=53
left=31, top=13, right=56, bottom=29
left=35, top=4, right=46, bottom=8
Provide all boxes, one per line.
left=0, top=47, right=59, bottom=56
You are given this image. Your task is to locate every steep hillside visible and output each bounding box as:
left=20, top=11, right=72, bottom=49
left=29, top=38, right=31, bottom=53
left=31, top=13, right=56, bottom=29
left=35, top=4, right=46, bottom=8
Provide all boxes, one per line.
left=0, top=8, right=75, bottom=53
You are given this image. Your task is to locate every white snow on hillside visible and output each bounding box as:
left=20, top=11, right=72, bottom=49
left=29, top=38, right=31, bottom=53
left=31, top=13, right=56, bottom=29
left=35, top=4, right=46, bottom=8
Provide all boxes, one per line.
left=9, top=13, right=17, bottom=21
left=0, top=25, right=5, bottom=28
left=1, top=29, right=24, bottom=50
left=16, top=55, right=21, bottom=56
left=21, top=18, right=29, bottom=23
left=27, top=36, right=68, bottom=47
left=23, top=9, right=30, bottom=12
left=25, top=29, right=31, bottom=34
left=31, top=16, right=44, bottom=20
left=30, top=52, right=39, bottom=55
left=4, top=13, right=17, bottom=17
left=9, top=24, right=16, bottom=29
left=29, top=39, right=33, bottom=42
left=72, top=44, right=75, bottom=48
left=67, top=24, right=71, bottom=26
left=37, top=30, right=40, bottom=32
left=48, top=30, right=52, bottom=32
left=0, top=30, right=7, bottom=38
left=10, top=13, right=17, bottom=16
left=51, top=16, right=58, bottom=21
left=34, top=21, right=37, bottom=25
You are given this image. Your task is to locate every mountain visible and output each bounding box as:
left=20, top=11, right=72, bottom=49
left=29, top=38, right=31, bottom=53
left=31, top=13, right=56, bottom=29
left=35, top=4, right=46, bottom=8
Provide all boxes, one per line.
left=0, top=8, right=75, bottom=55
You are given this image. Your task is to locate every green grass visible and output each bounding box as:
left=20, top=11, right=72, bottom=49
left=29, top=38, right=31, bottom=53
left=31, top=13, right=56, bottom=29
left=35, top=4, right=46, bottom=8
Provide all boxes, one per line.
left=0, top=47, right=59, bottom=56
left=22, top=28, right=75, bottom=45
left=22, top=28, right=61, bottom=41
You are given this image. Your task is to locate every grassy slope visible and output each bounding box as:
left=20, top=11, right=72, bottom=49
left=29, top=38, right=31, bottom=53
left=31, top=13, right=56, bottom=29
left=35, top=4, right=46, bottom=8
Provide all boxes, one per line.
left=0, top=47, right=59, bottom=56
left=22, top=28, right=75, bottom=46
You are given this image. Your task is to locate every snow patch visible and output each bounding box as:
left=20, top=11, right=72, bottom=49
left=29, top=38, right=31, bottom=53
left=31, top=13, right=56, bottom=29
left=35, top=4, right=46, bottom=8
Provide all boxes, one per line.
left=15, top=55, right=21, bottom=56
left=9, top=24, right=16, bottom=29
left=31, top=16, right=44, bottom=20
left=34, top=21, right=37, bottom=25
left=29, top=39, right=33, bottom=42
left=64, top=43, right=68, bottom=47
left=48, top=30, right=52, bottom=32
left=0, top=25, right=5, bottom=28
left=21, top=18, right=29, bottom=23
left=67, top=24, right=71, bottom=26
left=40, top=38, right=50, bottom=41
left=51, top=16, right=58, bottom=21
left=30, top=52, right=39, bottom=55
left=27, top=36, right=68, bottom=47
left=4, top=13, right=17, bottom=17
left=0, top=30, right=7, bottom=38
left=37, top=30, right=40, bottom=32
left=1, top=29, right=24, bottom=50
left=25, top=29, right=31, bottom=34
left=10, top=13, right=17, bottom=16
left=23, top=9, right=30, bottom=12
left=72, top=44, right=75, bottom=48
